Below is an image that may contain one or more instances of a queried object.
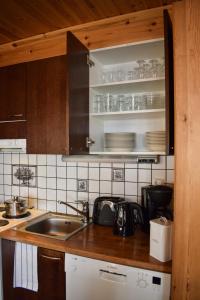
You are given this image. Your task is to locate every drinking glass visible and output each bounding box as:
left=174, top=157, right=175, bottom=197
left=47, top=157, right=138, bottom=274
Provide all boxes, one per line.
left=109, top=95, right=120, bottom=112
left=99, top=95, right=108, bottom=112
left=116, top=69, right=126, bottom=82
left=134, top=94, right=147, bottom=110
left=149, top=59, right=159, bottom=78
left=121, top=95, right=133, bottom=111
left=136, top=60, right=145, bottom=79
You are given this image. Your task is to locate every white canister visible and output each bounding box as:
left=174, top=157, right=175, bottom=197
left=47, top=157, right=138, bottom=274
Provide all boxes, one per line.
left=150, top=217, right=173, bottom=262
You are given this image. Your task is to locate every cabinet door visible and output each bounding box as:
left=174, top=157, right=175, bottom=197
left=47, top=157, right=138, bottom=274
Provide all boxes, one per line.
left=27, top=55, right=68, bottom=154
left=67, top=31, right=89, bottom=155
left=38, top=248, right=65, bottom=300
left=164, top=10, right=174, bottom=155
left=0, top=122, right=26, bottom=139
left=2, top=239, right=38, bottom=300
left=0, top=63, right=26, bottom=121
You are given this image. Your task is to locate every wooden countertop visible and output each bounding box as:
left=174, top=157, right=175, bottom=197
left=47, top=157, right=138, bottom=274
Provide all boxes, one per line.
left=0, top=223, right=172, bottom=274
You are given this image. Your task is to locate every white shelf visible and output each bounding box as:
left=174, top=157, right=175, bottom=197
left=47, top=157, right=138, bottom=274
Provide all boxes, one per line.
left=90, top=77, right=165, bottom=88
left=91, top=109, right=165, bottom=117
left=90, top=151, right=166, bottom=155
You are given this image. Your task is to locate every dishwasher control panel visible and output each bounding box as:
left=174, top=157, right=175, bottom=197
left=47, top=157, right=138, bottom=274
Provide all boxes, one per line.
left=65, top=254, right=171, bottom=300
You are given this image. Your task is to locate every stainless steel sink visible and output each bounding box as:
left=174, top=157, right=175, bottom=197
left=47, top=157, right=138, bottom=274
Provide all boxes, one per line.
left=17, top=212, right=89, bottom=240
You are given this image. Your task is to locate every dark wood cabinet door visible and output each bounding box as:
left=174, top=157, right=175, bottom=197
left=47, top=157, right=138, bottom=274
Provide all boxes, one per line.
left=0, top=63, right=26, bottom=122
left=0, top=122, right=26, bottom=139
left=2, top=239, right=38, bottom=300
left=164, top=10, right=174, bottom=155
left=2, top=240, right=65, bottom=300
left=27, top=55, right=68, bottom=154
left=67, top=31, right=89, bottom=155
left=38, top=247, right=65, bottom=300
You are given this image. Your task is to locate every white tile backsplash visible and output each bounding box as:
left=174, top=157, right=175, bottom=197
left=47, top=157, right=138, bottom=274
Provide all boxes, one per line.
left=152, top=169, right=166, bottom=185
left=125, top=182, right=137, bottom=196
left=138, top=169, right=151, bottom=183
left=125, top=168, right=137, bottom=182
left=47, top=166, right=56, bottom=177
left=100, top=168, right=112, bottom=181
left=38, top=188, right=47, bottom=200
left=4, top=164, right=11, bottom=175
left=47, top=155, right=57, bottom=166
left=37, top=155, right=47, bottom=165
left=67, top=179, right=77, bottom=191
left=57, top=166, right=66, bottom=178
left=38, top=177, right=46, bottom=189
left=112, top=181, right=124, bottom=195
left=78, top=167, right=88, bottom=179
left=100, top=180, right=112, bottom=194
left=57, top=178, right=66, bottom=190
left=47, top=177, right=57, bottom=189
left=67, top=166, right=77, bottom=179
left=28, top=154, right=37, bottom=165
left=57, top=190, right=66, bottom=201
left=0, top=154, right=174, bottom=214
left=89, top=180, right=99, bottom=193
left=89, top=168, right=99, bottom=180
left=47, top=189, right=56, bottom=201
left=38, top=166, right=47, bottom=177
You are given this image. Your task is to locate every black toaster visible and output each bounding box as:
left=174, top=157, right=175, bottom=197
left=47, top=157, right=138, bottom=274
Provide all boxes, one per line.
left=92, top=196, right=125, bottom=226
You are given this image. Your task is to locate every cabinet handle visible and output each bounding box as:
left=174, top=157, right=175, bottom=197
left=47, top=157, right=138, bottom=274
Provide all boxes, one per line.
left=86, top=137, right=95, bottom=148
left=40, top=254, right=62, bottom=261
left=9, top=114, right=23, bottom=118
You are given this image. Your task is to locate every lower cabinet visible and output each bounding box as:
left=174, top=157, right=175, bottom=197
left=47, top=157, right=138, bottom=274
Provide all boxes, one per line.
left=38, top=247, right=66, bottom=300
left=2, top=239, right=65, bottom=300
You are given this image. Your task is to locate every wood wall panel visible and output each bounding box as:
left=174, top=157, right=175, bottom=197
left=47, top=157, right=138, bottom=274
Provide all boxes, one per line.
left=0, top=6, right=171, bottom=67
left=172, top=0, right=200, bottom=299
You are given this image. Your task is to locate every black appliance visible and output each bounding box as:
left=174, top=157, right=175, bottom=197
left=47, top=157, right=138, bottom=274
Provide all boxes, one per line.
left=113, top=202, right=144, bottom=237
left=141, top=184, right=173, bottom=232
left=93, top=196, right=125, bottom=226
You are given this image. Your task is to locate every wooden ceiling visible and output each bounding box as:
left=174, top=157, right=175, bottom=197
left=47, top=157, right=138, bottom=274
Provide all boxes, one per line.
left=0, top=0, right=178, bottom=45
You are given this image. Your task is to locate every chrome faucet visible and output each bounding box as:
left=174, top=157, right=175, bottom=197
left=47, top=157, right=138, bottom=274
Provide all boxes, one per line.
left=57, top=200, right=89, bottom=223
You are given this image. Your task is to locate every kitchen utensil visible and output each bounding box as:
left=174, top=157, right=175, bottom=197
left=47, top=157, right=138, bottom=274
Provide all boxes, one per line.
left=141, top=184, right=173, bottom=232
left=150, top=217, right=173, bottom=262
left=104, top=132, right=135, bottom=152
left=93, top=196, right=125, bottom=226
left=113, top=202, right=144, bottom=237
left=4, top=196, right=28, bottom=218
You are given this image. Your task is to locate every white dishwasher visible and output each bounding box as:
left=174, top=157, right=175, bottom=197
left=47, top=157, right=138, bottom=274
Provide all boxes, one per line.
left=65, top=254, right=171, bottom=300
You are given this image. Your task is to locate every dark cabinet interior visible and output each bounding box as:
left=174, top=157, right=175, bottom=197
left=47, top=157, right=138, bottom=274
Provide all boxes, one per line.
left=2, top=239, right=66, bottom=300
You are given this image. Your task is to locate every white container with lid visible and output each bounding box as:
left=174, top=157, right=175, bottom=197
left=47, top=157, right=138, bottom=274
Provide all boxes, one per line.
left=150, top=217, right=173, bottom=262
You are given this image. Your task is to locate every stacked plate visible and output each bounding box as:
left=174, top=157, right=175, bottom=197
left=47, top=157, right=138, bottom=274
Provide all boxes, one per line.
left=145, top=131, right=165, bottom=151
left=104, top=132, right=135, bottom=152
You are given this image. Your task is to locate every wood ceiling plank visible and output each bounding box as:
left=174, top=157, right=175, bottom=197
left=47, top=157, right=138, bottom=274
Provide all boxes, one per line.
left=0, top=6, right=169, bottom=67
left=0, top=0, right=178, bottom=44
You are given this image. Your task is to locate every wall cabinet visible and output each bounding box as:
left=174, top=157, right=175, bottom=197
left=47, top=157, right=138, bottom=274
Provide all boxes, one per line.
left=89, top=40, right=166, bottom=155
left=0, top=32, right=89, bottom=154
left=27, top=31, right=89, bottom=155
left=0, top=11, right=173, bottom=156
left=88, top=10, right=174, bottom=156
left=2, top=239, right=65, bottom=300
left=0, top=63, right=27, bottom=139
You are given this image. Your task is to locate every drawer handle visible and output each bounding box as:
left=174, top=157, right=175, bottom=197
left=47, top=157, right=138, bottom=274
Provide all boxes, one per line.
left=40, top=254, right=62, bottom=261
left=9, top=114, right=23, bottom=118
